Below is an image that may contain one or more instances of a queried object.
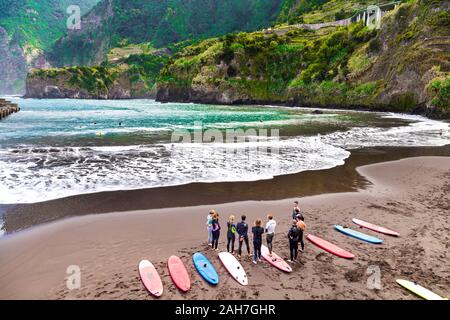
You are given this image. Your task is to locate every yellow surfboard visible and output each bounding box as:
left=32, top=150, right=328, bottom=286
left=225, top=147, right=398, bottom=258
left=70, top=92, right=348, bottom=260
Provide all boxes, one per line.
left=396, top=279, right=447, bottom=300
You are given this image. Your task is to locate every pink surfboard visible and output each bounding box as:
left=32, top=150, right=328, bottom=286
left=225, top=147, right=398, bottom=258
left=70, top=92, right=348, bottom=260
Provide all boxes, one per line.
left=352, top=218, right=400, bottom=237
left=139, top=260, right=163, bottom=297
left=307, top=234, right=355, bottom=259
left=168, top=256, right=191, bottom=292
left=261, top=245, right=292, bottom=272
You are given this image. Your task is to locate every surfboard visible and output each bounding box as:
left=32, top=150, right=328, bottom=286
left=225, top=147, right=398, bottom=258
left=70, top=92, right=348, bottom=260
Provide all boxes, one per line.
left=306, top=234, right=355, bottom=259
left=352, top=218, right=400, bottom=237
left=168, top=255, right=191, bottom=292
left=218, top=252, right=248, bottom=285
left=192, top=252, right=219, bottom=285
left=138, top=260, right=163, bottom=297
left=335, top=225, right=384, bottom=244
left=396, top=279, right=447, bottom=300
left=261, top=245, right=292, bottom=272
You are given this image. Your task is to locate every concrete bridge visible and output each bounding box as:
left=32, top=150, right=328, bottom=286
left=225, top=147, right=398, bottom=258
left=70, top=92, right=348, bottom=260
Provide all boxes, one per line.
left=0, top=98, right=20, bottom=120
left=293, top=1, right=402, bottom=31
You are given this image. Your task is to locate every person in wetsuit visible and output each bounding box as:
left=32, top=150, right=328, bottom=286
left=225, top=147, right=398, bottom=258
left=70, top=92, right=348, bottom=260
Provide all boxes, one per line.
left=211, top=212, right=221, bottom=251
left=206, top=210, right=215, bottom=246
left=294, top=207, right=305, bottom=222
left=296, top=219, right=306, bottom=253
left=237, top=215, right=251, bottom=258
left=226, top=215, right=237, bottom=254
left=252, top=218, right=264, bottom=264
left=287, top=219, right=301, bottom=263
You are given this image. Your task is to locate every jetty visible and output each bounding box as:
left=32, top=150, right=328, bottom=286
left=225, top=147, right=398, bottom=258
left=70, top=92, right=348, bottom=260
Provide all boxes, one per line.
left=0, top=98, right=20, bottom=120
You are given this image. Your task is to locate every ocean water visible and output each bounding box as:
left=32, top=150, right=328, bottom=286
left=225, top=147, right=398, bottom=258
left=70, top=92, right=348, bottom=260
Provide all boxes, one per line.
left=0, top=98, right=449, bottom=204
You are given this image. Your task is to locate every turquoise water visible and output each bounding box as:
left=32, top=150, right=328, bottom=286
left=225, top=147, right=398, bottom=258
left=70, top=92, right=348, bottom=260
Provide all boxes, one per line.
left=0, top=98, right=449, bottom=204
left=0, top=99, right=295, bottom=146
left=0, top=98, right=405, bottom=147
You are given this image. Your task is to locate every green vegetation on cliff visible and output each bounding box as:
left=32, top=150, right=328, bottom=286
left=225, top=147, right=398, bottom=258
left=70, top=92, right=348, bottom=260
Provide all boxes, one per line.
left=48, top=0, right=286, bottom=67
left=158, top=22, right=377, bottom=102
left=29, top=49, right=171, bottom=97
left=428, top=76, right=450, bottom=114
left=277, top=0, right=330, bottom=24
left=25, top=0, right=449, bottom=117
left=156, top=0, right=449, bottom=117
left=276, top=0, right=378, bottom=25
left=0, top=0, right=99, bottom=50
left=32, top=66, right=118, bottom=95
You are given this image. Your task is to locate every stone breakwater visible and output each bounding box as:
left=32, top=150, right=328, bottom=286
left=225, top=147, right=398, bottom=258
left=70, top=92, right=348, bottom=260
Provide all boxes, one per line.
left=0, top=99, right=20, bottom=120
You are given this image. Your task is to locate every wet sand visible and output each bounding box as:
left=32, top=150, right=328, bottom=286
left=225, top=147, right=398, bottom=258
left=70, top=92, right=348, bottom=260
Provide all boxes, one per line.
left=0, top=156, right=449, bottom=300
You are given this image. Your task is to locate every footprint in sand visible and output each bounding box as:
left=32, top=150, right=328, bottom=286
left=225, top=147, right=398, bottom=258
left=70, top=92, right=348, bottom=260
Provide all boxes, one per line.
left=115, top=281, right=128, bottom=289
left=315, top=252, right=332, bottom=263
left=344, top=268, right=364, bottom=282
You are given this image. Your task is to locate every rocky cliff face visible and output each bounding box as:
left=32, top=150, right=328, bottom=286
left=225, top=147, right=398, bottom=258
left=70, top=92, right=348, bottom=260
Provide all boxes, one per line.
left=24, top=0, right=449, bottom=118
left=0, top=0, right=100, bottom=94
left=48, top=0, right=114, bottom=67
left=355, top=0, right=450, bottom=115
left=25, top=68, right=155, bottom=100
left=24, top=48, right=169, bottom=99
left=156, top=0, right=449, bottom=118
left=0, top=27, right=27, bottom=94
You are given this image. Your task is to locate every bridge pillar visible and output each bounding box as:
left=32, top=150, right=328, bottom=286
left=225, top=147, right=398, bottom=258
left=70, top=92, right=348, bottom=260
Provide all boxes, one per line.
left=366, top=5, right=382, bottom=29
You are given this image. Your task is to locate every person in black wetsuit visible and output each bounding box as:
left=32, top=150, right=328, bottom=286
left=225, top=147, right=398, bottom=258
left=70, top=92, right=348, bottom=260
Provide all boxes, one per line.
left=287, top=219, right=301, bottom=263
left=211, top=212, right=221, bottom=251
left=294, top=207, right=305, bottom=222
left=252, top=218, right=264, bottom=264
left=237, top=215, right=251, bottom=258
left=226, top=215, right=236, bottom=254
left=296, top=220, right=306, bottom=253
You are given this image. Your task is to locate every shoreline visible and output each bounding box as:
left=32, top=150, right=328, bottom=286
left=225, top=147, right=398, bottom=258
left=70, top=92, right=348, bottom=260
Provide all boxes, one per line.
left=2, top=145, right=450, bottom=234
left=0, top=156, right=449, bottom=300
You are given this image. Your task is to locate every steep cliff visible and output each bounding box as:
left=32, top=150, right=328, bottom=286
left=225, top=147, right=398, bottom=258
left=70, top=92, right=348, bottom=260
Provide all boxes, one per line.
left=23, top=0, right=449, bottom=118
left=47, top=0, right=286, bottom=67
left=0, top=0, right=100, bottom=94
left=156, top=0, right=449, bottom=118
left=25, top=52, right=169, bottom=99
left=0, top=27, right=27, bottom=94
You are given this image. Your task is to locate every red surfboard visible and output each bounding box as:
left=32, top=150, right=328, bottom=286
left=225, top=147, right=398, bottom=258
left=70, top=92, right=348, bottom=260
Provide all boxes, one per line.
left=307, top=234, right=355, bottom=259
left=261, top=245, right=292, bottom=272
left=139, top=260, right=163, bottom=297
left=352, top=218, right=400, bottom=237
left=168, top=256, right=191, bottom=292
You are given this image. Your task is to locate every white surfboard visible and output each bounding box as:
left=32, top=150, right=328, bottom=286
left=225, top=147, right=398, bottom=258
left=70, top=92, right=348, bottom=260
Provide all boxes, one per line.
left=218, top=252, right=248, bottom=286
left=138, top=260, right=163, bottom=297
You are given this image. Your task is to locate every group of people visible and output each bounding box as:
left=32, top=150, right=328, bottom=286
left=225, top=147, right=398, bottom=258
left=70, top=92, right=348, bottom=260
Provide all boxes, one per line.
left=206, top=201, right=307, bottom=264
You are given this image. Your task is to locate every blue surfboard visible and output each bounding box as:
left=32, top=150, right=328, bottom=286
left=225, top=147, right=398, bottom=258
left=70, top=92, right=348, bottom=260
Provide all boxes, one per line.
left=192, top=252, right=219, bottom=285
left=334, top=225, right=383, bottom=244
